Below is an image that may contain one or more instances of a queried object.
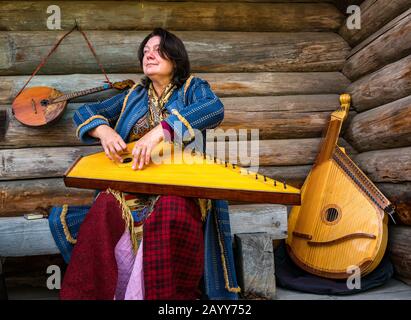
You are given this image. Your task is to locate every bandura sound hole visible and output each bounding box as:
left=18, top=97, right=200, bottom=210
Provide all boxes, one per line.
left=326, top=207, right=339, bottom=222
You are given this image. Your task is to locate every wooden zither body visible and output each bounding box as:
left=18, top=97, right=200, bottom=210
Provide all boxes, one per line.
left=286, top=94, right=394, bottom=279
left=64, top=142, right=301, bottom=205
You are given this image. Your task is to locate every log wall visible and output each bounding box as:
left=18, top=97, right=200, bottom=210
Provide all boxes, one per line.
left=1, top=0, right=410, bottom=289
left=339, top=0, right=411, bottom=283
left=0, top=0, right=353, bottom=219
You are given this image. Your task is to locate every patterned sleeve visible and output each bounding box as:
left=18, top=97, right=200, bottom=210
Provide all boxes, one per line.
left=73, top=90, right=128, bottom=144
left=164, top=78, right=224, bottom=143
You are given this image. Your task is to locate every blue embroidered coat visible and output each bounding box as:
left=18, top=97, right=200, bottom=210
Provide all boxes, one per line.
left=49, top=77, right=240, bottom=300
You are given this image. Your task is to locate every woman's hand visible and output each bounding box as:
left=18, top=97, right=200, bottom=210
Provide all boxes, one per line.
left=89, top=124, right=127, bottom=162
left=132, top=124, right=164, bottom=170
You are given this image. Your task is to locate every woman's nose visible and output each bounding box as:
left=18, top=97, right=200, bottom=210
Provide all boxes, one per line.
left=147, top=51, right=155, bottom=59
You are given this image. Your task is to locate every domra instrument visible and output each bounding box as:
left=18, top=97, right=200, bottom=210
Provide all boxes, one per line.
left=286, top=94, right=394, bottom=279
left=12, top=80, right=135, bottom=127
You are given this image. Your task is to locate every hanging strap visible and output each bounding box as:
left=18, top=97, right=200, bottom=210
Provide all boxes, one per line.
left=15, top=23, right=112, bottom=99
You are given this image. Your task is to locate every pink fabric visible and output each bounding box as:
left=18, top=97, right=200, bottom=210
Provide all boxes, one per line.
left=114, top=230, right=144, bottom=300
left=114, top=231, right=135, bottom=300
left=125, top=240, right=144, bottom=300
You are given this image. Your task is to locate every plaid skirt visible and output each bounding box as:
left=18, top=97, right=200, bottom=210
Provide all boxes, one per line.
left=60, top=192, right=203, bottom=300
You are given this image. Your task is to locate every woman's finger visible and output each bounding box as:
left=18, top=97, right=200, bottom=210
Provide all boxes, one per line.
left=108, top=143, right=123, bottom=162
left=103, top=144, right=114, bottom=161
left=118, top=139, right=127, bottom=151
left=113, top=142, right=126, bottom=162
left=132, top=145, right=142, bottom=170
left=145, top=145, right=151, bottom=165
left=139, top=146, right=147, bottom=169
left=114, top=141, right=125, bottom=154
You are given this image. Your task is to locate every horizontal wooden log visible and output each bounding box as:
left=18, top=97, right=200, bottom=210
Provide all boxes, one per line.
left=0, top=217, right=60, bottom=256
left=0, top=31, right=349, bottom=75
left=234, top=233, right=276, bottom=299
left=348, top=55, right=411, bottom=112
left=0, top=72, right=351, bottom=104
left=354, top=147, right=411, bottom=183
left=0, top=2, right=343, bottom=32
left=343, top=9, right=411, bottom=80
left=257, top=165, right=311, bottom=189
left=0, top=138, right=356, bottom=180
left=0, top=204, right=286, bottom=256
left=339, top=0, right=411, bottom=46
left=0, top=146, right=100, bottom=181
left=212, top=137, right=355, bottom=167
left=377, top=183, right=411, bottom=226
left=0, top=178, right=95, bottom=217
left=345, top=95, right=411, bottom=152
left=388, top=225, right=411, bottom=283
left=1, top=94, right=353, bottom=147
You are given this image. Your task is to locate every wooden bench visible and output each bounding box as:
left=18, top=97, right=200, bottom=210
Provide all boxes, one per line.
left=0, top=204, right=288, bottom=300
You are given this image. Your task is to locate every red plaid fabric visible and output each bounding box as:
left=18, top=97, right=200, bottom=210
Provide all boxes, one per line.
left=143, top=195, right=204, bottom=300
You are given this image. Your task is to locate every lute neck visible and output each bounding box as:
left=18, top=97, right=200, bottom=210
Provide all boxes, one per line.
left=53, top=84, right=111, bottom=103
left=315, top=94, right=351, bottom=165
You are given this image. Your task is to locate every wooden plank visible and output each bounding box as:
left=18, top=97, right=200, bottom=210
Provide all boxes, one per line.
left=0, top=204, right=286, bottom=256
left=388, top=225, right=411, bottom=284
left=339, top=0, right=411, bottom=46
left=345, top=95, right=411, bottom=152
left=347, top=55, right=411, bottom=112
left=0, top=31, right=349, bottom=75
left=343, top=9, right=411, bottom=80
left=229, top=204, right=287, bottom=239
left=234, top=233, right=276, bottom=299
left=0, top=217, right=60, bottom=257
left=0, top=72, right=351, bottom=105
left=354, top=147, right=411, bottom=183
left=0, top=2, right=343, bottom=32
left=377, top=183, right=411, bottom=226
left=1, top=94, right=350, bottom=147
left=0, top=138, right=356, bottom=180
left=0, top=178, right=95, bottom=217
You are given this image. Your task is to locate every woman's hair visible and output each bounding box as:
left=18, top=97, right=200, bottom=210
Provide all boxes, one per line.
left=138, top=28, right=191, bottom=89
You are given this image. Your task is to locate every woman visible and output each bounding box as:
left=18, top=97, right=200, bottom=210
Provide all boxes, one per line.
left=58, top=28, right=240, bottom=300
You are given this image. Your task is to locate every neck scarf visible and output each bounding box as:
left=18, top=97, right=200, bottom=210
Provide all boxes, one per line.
left=129, top=81, right=176, bottom=142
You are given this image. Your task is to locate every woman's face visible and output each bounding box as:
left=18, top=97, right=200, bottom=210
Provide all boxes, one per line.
left=142, top=36, right=174, bottom=82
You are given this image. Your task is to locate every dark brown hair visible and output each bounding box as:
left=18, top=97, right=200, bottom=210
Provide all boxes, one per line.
left=138, top=28, right=191, bottom=89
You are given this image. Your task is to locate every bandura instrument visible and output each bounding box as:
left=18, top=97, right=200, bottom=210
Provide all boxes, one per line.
left=12, top=79, right=135, bottom=127
left=64, top=142, right=301, bottom=205
left=286, top=94, right=394, bottom=279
